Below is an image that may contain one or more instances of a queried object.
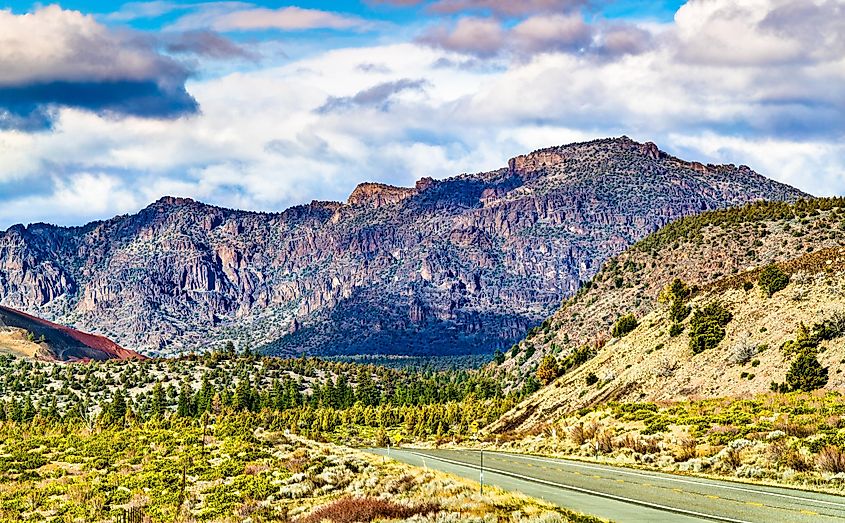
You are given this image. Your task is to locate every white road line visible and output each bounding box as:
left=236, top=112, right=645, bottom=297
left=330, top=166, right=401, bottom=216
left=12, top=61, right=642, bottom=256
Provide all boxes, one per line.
left=403, top=450, right=751, bottom=523
left=490, top=451, right=845, bottom=509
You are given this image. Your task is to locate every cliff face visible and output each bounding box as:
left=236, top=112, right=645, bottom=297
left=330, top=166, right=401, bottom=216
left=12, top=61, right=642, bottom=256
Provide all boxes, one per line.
left=0, top=137, right=807, bottom=357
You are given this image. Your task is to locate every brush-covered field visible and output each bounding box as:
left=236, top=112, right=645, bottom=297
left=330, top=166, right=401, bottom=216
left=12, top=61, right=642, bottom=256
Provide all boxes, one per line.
left=0, top=414, right=603, bottom=523
left=487, top=392, right=845, bottom=494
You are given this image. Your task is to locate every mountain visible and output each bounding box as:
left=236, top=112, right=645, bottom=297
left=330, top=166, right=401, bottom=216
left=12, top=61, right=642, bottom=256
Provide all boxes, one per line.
left=0, top=137, right=807, bottom=357
left=492, top=198, right=845, bottom=433
left=0, top=305, right=142, bottom=362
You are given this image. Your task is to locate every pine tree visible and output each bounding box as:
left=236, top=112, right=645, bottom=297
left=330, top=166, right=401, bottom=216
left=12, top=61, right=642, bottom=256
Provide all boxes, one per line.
left=177, top=380, right=193, bottom=417
left=111, top=388, right=127, bottom=426
left=196, top=374, right=213, bottom=413
left=234, top=379, right=253, bottom=412
left=151, top=382, right=166, bottom=419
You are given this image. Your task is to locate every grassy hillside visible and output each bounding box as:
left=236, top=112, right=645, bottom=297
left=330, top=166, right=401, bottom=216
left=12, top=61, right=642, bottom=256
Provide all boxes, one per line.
left=489, top=198, right=845, bottom=432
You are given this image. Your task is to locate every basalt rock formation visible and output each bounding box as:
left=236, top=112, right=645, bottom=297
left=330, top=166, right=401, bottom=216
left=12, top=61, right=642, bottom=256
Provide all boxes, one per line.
left=0, top=137, right=807, bottom=357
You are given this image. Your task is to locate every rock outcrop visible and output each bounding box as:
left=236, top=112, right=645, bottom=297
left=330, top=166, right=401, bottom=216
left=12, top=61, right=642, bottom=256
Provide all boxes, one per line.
left=0, top=137, right=807, bottom=357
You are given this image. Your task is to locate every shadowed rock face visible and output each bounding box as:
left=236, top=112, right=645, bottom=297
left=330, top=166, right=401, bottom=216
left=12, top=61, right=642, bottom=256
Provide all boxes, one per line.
left=0, top=137, right=807, bottom=358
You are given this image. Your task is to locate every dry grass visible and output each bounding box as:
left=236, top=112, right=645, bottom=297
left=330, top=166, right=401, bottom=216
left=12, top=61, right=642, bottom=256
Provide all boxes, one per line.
left=673, top=436, right=698, bottom=462
left=816, top=446, right=845, bottom=473
left=773, top=420, right=817, bottom=438
left=614, top=433, right=660, bottom=455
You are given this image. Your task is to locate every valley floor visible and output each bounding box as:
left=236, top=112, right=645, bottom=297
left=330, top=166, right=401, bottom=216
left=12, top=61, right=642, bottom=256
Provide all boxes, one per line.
left=0, top=417, right=602, bottom=523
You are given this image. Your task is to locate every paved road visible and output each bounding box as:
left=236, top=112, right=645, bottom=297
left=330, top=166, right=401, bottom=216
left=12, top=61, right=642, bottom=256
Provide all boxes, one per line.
left=368, top=448, right=845, bottom=523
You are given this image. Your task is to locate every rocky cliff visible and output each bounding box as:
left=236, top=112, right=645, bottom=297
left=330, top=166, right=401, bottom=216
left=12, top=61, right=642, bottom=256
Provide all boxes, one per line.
left=0, top=137, right=807, bottom=357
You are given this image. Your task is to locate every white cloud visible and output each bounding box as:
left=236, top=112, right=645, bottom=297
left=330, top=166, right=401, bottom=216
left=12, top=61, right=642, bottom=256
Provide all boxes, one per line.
left=0, top=0, right=843, bottom=228
left=168, top=5, right=370, bottom=32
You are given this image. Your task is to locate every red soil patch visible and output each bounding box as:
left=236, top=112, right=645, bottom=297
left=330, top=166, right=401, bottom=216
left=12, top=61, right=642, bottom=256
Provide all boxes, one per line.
left=0, top=305, right=145, bottom=361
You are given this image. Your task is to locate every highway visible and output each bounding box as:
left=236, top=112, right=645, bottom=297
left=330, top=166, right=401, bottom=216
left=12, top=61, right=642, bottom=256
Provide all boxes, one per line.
left=368, top=448, right=845, bottom=523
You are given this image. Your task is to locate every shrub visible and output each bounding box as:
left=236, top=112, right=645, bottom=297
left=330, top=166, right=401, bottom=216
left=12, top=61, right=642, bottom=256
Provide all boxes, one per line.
left=674, top=436, right=698, bottom=462
left=595, top=430, right=614, bottom=454
left=817, top=446, right=845, bottom=473
left=585, top=372, right=599, bottom=386
left=536, top=355, right=560, bottom=385
left=730, top=340, right=758, bottom=365
left=785, top=353, right=829, bottom=392
left=559, top=344, right=596, bottom=373
left=642, top=416, right=669, bottom=435
left=722, top=447, right=743, bottom=469
left=298, top=497, right=438, bottom=523
left=669, top=323, right=684, bottom=337
left=567, top=425, right=584, bottom=445
left=612, top=314, right=638, bottom=338
left=660, top=279, right=692, bottom=323
left=688, top=303, right=733, bottom=354
left=758, top=264, right=789, bottom=296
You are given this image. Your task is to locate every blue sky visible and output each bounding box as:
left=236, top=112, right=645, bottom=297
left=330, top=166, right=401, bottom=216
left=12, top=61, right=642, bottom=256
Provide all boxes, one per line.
left=0, top=1, right=842, bottom=228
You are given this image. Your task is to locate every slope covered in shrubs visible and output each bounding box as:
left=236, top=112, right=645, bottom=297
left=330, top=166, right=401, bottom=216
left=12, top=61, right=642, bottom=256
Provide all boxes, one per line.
left=492, top=198, right=845, bottom=431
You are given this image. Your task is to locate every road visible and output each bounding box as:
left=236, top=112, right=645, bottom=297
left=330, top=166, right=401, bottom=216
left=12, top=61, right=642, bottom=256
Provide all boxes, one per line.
left=368, top=448, right=845, bottom=523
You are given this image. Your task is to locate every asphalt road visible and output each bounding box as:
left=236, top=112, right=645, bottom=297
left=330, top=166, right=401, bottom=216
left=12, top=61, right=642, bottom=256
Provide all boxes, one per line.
left=368, top=448, right=845, bottom=523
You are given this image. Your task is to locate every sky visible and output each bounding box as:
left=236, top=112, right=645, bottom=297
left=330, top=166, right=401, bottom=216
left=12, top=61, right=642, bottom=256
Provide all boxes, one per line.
left=0, top=0, right=843, bottom=228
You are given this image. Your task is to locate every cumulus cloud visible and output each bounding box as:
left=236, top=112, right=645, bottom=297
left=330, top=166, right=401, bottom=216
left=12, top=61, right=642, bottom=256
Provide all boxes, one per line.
left=0, top=6, right=197, bottom=130
left=1, top=0, right=843, bottom=228
left=419, top=13, right=651, bottom=58
left=418, top=17, right=505, bottom=58
left=511, top=14, right=593, bottom=55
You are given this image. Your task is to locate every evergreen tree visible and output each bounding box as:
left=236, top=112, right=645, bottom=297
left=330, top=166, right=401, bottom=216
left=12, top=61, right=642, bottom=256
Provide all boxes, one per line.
left=150, top=382, right=166, bottom=419
left=177, top=380, right=194, bottom=417
left=786, top=353, right=829, bottom=392
left=110, top=388, right=127, bottom=426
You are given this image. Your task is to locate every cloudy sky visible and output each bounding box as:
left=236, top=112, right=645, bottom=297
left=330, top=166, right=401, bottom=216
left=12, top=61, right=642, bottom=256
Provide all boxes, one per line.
left=0, top=0, right=843, bottom=228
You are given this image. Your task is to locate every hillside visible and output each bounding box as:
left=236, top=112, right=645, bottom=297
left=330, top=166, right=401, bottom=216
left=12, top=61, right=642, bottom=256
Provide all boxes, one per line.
left=493, top=198, right=845, bottom=433
left=0, top=305, right=142, bottom=362
left=0, top=137, right=805, bottom=357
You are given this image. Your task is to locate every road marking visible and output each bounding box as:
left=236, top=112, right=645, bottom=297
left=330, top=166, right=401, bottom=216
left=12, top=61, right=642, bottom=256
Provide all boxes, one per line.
left=487, top=451, right=845, bottom=509
left=745, top=502, right=764, bottom=508
left=673, top=488, right=684, bottom=493
left=708, top=495, right=720, bottom=500
left=800, top=510, right=819, bottom=516
left=616, top=479, right=625, bottom=484
left=403, top=450, right=753, bottom=523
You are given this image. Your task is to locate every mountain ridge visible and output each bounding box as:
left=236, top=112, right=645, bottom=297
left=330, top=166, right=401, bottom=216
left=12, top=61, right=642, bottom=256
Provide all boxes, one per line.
left=0, top=137, right=808, bottom=357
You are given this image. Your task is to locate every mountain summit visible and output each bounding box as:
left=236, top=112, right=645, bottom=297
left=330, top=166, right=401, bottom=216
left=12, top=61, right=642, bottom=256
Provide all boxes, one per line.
left=0, top=138, right=807, bottom=357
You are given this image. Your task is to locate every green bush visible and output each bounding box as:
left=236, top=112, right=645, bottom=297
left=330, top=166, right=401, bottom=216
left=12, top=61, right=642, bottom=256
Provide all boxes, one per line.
left=612, top=314, right=638, bottom=338
left=786, top=353, right=829, bottom=392
left=585, top=372, right=599, bottom=386
left=758, top=264, right=790, bottom=297
left=669, top=323, right=684, bottom=337
left=688, top=303, right=733, bottom=354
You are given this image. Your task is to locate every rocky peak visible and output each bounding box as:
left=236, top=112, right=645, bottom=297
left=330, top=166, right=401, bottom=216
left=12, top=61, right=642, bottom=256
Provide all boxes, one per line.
left=639, top=141, right=662, bottom=160
left=153, top=196, right=196, bottom=207
left=346, top=183, right=416, bottom=208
